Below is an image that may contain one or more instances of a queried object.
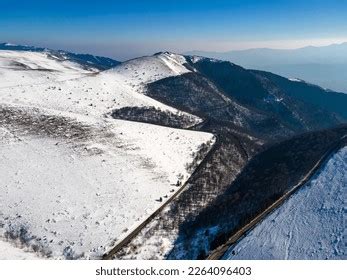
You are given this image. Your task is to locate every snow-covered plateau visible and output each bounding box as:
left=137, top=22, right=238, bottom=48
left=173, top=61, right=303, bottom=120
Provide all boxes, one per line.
left=223, top=146, right=347, bottom=260
left=0, top=50, right=214, bottom=259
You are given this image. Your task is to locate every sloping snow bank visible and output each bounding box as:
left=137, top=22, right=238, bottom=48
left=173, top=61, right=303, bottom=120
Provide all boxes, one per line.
left=0, top=50, right=94, bottom=88
left=0, top=240, right=40, bottom=260
left=223, top=146, right=347, bottom=260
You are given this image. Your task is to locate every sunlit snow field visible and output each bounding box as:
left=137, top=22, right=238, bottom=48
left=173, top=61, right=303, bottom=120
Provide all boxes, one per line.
left=223, top=147, right=347, bottom=260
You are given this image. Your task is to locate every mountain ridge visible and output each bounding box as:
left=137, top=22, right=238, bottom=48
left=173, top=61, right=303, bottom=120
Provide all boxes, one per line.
left=0, top=42, right=120, bottom=71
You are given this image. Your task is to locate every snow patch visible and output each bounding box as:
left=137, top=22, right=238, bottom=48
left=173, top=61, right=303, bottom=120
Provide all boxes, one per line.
left=0, top=239, right=40, bottom=260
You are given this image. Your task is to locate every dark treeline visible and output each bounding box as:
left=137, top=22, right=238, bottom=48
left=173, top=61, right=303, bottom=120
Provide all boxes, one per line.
left=167, top=125, right=347, bottom=259
left=111, top=106, right=197, bottom=129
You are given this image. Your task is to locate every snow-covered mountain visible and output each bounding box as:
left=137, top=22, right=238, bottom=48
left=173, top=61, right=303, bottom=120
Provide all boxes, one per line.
left=146, top=54, right=346, bottom=138
left=0, top=49, right=214, bottom=259
left=108, top=52, right=191, bottom=85
left=0, top=50, right=201, bottom=124
left=0, top=47, right=346, bottom=260
left=0, top=50, right=96, bottom=89
left=0, top=43, right=120, bottom=70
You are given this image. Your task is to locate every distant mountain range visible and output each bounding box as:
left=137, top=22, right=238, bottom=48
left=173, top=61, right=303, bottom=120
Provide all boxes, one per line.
left=186, top=43, right=347, bottom=93
left=0, top=42, right=120, bottom=70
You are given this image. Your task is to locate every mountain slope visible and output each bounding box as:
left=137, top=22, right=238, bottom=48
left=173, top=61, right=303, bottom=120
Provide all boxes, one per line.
left=186, top=43, right=347, bottom=93
left=223, top=146, right=347, bottom=260
left=0, top=49, right=214, bottom=259
left=0, top=50, right=95, bottom=88
left=0, top=43, right=120, bottom=70
left=167, top=126, right=347, bottom=259
left=251, top=70, right=347, bottom=119
left=0, top=50, right=201, bottom=126
left=145, top=55, right=345, bottom=140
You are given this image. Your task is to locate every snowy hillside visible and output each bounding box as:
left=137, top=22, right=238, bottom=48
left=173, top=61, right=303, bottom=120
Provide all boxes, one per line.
left=0, top=50, right=95, bottom=88
left=0, top=43, right=120, bottom=70
left=108, top=52, right=191, bottom=92
left=0, top=50, right=200, bottom=125
left=0, top=50, right=214, bottom=259
left=111, top=52, right=191, bottom=82
left=223, top=146, right=347, bottom=260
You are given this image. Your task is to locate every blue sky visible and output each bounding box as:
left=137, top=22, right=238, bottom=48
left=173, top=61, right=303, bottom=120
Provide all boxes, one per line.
left=1, top=0, right=347, bottom=60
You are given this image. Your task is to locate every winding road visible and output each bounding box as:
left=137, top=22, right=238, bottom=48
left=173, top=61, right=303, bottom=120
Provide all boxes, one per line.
left=103, top=131, right=346, bottom=261
left=102, top=134, right=220, bottom=260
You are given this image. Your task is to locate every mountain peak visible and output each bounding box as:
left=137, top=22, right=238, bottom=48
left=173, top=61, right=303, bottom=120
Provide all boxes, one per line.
left=153, top=51, right=172, bottom=56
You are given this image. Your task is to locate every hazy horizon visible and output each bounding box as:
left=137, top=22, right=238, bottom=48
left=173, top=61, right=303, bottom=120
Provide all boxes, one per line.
left=2, top=40, right=347, bottom=62
left=1, top=0, right=347, bottom=60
